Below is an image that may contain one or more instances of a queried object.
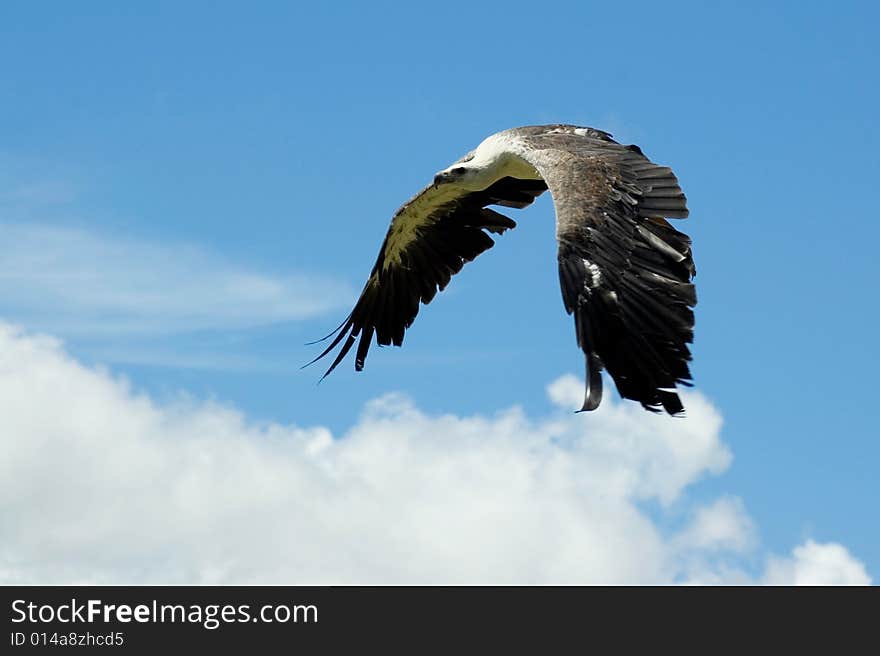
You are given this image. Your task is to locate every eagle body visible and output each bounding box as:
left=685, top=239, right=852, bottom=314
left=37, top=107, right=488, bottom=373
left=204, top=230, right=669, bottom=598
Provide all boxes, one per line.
left=309, top=124, right=696, bottom=415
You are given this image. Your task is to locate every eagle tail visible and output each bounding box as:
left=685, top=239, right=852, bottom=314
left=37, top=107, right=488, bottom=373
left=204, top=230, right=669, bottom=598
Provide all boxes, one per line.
left=579, top=352, right=604, bottom=412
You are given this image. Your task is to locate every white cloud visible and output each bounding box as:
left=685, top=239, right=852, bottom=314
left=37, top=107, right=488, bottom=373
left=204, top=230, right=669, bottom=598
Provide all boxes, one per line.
left=675, top=496, right=756, bottom=554
left=0, top=222, right=352, bottom=337
left=763, top=540, right=871, bottom=585
left=0, top=322, right=871, bottom=584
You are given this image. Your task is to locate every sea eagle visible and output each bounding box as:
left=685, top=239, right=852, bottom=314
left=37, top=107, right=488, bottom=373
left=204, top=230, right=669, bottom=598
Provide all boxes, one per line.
left=308, top=124, right=696, bottom=414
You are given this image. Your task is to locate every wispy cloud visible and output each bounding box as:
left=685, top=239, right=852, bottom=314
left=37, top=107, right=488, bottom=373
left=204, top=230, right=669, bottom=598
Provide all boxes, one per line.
left=0, top=156, right=83, bottom=209
left=79, top=343, right=292, bottom=373
left=0, top=322, right=870, bottom=584
left=0, top=180, right=79, bottom=206
left=0, top=222, right=353, bottom=337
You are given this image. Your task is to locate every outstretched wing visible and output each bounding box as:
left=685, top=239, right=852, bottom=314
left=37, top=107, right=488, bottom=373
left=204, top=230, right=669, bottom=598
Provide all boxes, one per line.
left=513, top=126, right=696, bottom=415
left=307, top=176, right=548, bottom=377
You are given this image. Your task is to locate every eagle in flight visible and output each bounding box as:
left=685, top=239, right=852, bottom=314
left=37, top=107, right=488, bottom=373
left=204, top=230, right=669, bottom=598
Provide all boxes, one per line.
left=308, top=125, right=696, bottom=415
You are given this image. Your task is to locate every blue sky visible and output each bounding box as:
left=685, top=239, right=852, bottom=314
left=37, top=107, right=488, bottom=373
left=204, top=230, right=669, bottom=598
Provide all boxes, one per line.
left=1, top=1, right=877, bottom=583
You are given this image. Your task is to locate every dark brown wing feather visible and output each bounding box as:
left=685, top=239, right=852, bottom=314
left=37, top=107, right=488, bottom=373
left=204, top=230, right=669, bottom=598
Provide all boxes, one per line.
left=518, top=128, right=695, bottom=415
left=306, top=176, right=547, bottom=378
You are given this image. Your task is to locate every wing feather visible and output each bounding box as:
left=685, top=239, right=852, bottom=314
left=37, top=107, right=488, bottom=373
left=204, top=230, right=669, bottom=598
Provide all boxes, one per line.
left=514, top=127, right=696, bottom=415
left=307, top=176, right=547, bottom=376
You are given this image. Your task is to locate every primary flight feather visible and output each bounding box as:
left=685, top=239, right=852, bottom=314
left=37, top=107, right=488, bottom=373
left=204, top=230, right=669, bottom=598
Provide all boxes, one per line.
left=307, top=124, right=696, bottom=415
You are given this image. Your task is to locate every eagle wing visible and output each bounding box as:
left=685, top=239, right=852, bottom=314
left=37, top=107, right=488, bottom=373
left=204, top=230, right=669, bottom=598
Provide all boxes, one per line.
left=306, top=175, right=547, bottom=377
left=512, top=126, right=696, bottom=414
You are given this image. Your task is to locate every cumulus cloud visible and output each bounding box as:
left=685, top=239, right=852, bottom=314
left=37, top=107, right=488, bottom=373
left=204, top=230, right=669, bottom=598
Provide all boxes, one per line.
left=0, top=322, right=870, bottom=584
left=0, top=222, right=352, bottom=337
left=675, top=496, right=756, bottom=554
left=763, top=541, right=871, bottom=585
